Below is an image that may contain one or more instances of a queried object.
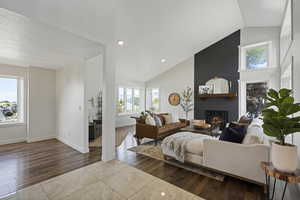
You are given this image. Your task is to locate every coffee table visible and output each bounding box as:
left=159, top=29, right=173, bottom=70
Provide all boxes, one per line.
left=180, top=125, right=221, bottom=137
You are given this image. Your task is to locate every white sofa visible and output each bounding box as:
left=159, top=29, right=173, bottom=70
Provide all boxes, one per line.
left=162, top=119, right=270, bottom=185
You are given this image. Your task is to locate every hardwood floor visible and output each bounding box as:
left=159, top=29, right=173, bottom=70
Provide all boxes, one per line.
left=0, top=139, right=101, bottom=197
left=116, top=129, right=265, bottom=200
left=0, top=126, right=298, bottom=199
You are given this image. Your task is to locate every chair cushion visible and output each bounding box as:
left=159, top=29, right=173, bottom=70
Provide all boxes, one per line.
left=158, top=122, right=185, bottom=134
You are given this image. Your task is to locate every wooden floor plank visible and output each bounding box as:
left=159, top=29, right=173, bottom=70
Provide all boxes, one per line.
left=2, top=126, right=297, bottom=200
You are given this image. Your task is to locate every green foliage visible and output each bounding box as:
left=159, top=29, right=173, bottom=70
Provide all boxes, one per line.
left=180, top=87, right=193, bottom=119
left=262, top=88, right=300, bottom=145
left=246, top=46, right=267, bottom=69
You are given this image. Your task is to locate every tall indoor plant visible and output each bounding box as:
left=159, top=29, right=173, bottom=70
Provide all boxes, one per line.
left=262, top=88, right=300, bottom=172
left=180, top=87, right=193, bottom=120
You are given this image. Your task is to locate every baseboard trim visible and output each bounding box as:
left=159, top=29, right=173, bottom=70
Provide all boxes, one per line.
left=27, top=135, right=57, bottom=143
left=57, top=136, right=88, bottom=153
left=0, top=138, right=26, bottom=145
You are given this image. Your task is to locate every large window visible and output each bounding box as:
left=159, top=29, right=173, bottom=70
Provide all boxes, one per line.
left=246, top=82, right=268, bottom=118
left=149, top=88, right=159, bottom=112
left=117, top=87, right=141, bottom=114
left=0, top=76, right=24, bottom=123
left=241, top=42, right=272, bottom=71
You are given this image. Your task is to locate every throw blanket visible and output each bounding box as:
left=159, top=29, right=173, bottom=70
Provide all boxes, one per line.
left=161, top=132, right=210, bottom=162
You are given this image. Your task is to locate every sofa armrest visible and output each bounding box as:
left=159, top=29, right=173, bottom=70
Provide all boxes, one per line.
left=136, top=123, right=159, bottom=139
left=203, top=139, right=270, bottom=184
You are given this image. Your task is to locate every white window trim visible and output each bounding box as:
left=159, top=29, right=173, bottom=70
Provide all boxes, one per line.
left=239, top=41, right=273, bottom=72
left=0, top=75, right=25, bottom=125
left=117, top=87, right=141, bottom=116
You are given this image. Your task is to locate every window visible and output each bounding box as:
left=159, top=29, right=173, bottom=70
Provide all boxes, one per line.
left=0, top=76, right=24, bottom=124
left=241, top=42, right=272, bottom=70
left=246, top=82, right=268, bottom=118
left=149, top=88, right=159, bottom=112
left=117, top=87, right=141, bottom=114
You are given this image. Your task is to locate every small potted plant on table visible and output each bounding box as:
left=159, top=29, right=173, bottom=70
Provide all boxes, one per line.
left=262, top=88, right=300, bottom=173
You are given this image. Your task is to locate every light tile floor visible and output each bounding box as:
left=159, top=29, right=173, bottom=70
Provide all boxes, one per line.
left=1, top=160, right=204, bottom=200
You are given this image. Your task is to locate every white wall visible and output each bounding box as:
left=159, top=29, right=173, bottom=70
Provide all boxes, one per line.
left=56, top=62, right=87, bottom=153
left=239, top=27, right=281, bottom=116
left=0, top=64, right=27, bottom=145
left=292, top=0, right=300, bottom=177
left=0, top=64, right=57, bottom=145
left=85, top=55, right=103, bottom=123
left=146, top=57, right=194, bottom=121
left=27, top=67, right=56, bottom=142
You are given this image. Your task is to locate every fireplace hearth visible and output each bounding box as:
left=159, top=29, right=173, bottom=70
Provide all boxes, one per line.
left=205, top=110, right=228, bottom=129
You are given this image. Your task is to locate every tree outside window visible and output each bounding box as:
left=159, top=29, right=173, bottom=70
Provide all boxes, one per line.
left=0, top=77, right=23, bottom=123
left=246, top=44, right=269, bottom=69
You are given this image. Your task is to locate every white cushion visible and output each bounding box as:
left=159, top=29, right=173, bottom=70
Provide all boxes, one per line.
left=242, top=119, right=265, bottom=144
left=145, top=115, right=156, bottom=126
left=242, top=135, right=261, bottom=145
left=186, top=135, right=212, bottom=155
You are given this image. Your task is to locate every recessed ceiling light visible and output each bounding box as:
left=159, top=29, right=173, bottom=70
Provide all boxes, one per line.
left=161, top=59, right=166, bottom=63
left=117, top=40, right=125, bottom=46
left=161, top=192, right=166, bottom=196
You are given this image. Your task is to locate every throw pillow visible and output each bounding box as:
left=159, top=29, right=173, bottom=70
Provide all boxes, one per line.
left=219, top=125, right=247, bottom=143
left=162, top=114, right=173, bottom=124
left=153, top=115, right=162, bottom=127
left=145, top=115, right=156, bottom=126
left=157, top=114, right=166, bottom=125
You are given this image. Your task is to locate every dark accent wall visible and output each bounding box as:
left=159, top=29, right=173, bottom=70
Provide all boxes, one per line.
left=194, top=30, right=240, bottom=122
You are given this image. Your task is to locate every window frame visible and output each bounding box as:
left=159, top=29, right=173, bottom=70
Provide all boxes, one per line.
left=239, top=79, right=269, bottom=118
left=0, top=75, right=25, bottom=125
left=239, top=41, right=273, bottom=72
left=148, top=88, right=160, bottom=113
left=117, top=87, right=141, bottom=115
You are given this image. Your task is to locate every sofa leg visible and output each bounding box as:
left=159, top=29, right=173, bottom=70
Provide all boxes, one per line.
left=135, top=136, right=141, bottom=145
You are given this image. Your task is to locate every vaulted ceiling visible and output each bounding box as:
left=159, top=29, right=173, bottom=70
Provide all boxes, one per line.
left=0, top=0, right=286, bottom=81
left=0, top=8, right=103, bottom=68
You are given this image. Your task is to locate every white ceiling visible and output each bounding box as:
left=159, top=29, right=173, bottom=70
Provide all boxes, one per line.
left=0, top=0, right=286, bottom=81
left=0, top=8, right=103, bottom=68
left=237, top=0, right=286, bottom=27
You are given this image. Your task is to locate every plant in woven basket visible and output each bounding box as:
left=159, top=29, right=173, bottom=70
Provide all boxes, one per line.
left=180, top=87, right=193, bottom=120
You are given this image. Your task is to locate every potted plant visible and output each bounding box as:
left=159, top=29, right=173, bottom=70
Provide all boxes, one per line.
left=262, top=88, right=300, bottom=172
left=180, top=87, right=193, bottom=120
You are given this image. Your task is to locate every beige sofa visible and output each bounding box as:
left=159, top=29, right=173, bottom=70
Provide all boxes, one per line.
left=162, top=119, right=270, bottom=185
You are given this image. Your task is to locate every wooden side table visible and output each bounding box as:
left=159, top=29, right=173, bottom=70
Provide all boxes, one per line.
left=261, top=162, right=300, bottom=200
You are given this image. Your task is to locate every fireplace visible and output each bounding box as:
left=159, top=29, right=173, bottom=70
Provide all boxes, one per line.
left=205, top=110, right=228, bottom=130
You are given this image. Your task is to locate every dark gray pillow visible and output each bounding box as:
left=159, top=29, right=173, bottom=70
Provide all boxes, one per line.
left=219, top=125, right=247, bottom=143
